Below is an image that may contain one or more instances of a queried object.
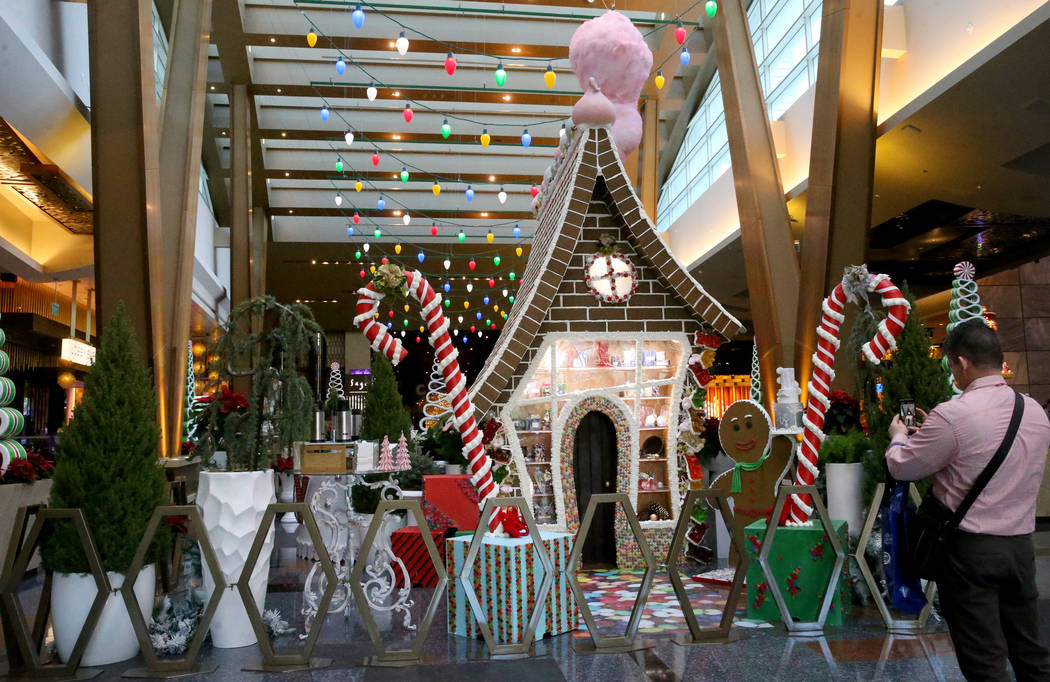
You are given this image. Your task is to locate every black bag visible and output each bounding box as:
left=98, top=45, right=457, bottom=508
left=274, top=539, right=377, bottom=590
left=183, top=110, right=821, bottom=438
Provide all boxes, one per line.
left=907, top=391, right=1024, bottom=580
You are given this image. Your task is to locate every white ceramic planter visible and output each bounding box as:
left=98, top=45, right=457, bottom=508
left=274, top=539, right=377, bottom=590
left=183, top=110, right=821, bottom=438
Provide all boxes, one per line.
left=277, top=471, right=298, bottom=532
left=445, top=464, right=463, bottom=475
left=827, top=462, right=865, bottom=539
left=197, top=470, right=276, bottom=648
left=52, top=564, right=155, bottom=666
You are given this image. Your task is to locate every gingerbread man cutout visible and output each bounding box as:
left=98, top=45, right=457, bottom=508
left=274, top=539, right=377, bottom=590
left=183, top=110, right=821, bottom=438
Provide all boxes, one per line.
left=709, top=400, right=794, bottom=561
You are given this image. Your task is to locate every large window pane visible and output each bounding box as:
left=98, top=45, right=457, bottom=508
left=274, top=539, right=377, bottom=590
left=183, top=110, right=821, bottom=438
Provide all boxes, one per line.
left=765, top=0, right=804, bottom=53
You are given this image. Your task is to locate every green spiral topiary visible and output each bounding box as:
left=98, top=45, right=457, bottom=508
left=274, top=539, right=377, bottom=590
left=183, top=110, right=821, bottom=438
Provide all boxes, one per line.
left=41, top=302, right=169, bottom=574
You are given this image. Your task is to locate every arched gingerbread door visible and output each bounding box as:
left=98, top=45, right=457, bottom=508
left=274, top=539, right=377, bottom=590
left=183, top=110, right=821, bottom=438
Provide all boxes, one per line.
left=573, top=411, right=617, bottom=566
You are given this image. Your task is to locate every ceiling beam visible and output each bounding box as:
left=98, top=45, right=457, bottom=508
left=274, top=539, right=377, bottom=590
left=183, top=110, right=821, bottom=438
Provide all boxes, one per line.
left=219, top=128, right=558, bottom=147
left=267, top=207, right=532, bottom=219
left=245, top=33, right=569, bottom=60
left=257, top=169, right=539, bottom=184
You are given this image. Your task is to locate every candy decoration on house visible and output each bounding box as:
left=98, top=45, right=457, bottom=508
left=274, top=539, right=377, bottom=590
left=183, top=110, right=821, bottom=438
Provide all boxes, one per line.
left=750, top=339, right=762, bottom=404
left=785, top=265, right=909, bottom=525
left=395, top=431, right=411, bottom=471
left=354, top=264, right=504, bottom=533
left=377, top=434, right=394, bottom=471
left=0, top=313, right=25, bottom=475
left=419, top=361, right=453, bottom=431
left=568, top=10, right=652, bottom=159
left=184, top=339, right=195, bottom=440
left=583, top=234, right=638, bottom=304
left=945, top=261, right=982, bottom=396
left=327, top=362, right=345, bottom=401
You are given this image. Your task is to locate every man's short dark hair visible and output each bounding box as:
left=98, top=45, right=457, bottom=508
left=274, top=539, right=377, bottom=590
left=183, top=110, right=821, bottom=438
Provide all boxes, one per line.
left=942, top=318, right=1002, bottom=369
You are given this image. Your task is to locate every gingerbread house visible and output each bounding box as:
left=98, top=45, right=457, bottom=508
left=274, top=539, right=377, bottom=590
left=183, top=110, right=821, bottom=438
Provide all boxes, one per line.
left=469, top=125, right=745, bottom=567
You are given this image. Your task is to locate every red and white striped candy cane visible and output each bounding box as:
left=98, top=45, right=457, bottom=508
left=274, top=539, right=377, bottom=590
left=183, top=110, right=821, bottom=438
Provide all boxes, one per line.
left=786, top=265, right=910, bottom=525
left=354, top=268, right=504, bottom=533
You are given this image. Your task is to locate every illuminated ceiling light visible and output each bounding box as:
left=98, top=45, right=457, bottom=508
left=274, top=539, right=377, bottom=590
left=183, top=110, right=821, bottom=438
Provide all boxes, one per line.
left=511, top=46, right=521, bottom=53
left=441, top=119, right=451, bottom=139
left=395, top=31, right=409, bottom=55
left=393, top=209, right=402, bottom=216
left=494, top=61, right=507, bottom=87
left=480, top=212, right=488, bottom=217
left=366, top=83, right=377, bottom=101
left=445, top=51, right=457, bottom=75
left=270, top=37, right=276, bottom=43
left=497, top=187, right=507, bottom=204
left=335, top=57, right=347, bottom=75
left=392, top=134, right=401, bottom=140
left=393, top=90, right=400, bottom=97
left=352, top=5, right=365, bottom=28
left=210, top=85, right=216, bottom=90
left=654, top=71, right=665, bottom=90
left=544, top=64, right=556, bottom=89
left=344, top=130, right=354, bottom=146
left=502, top=95, right=511, bottom=102
left=489, top=175, right=496, bottom=182
left=281, top=131, right=287, bottom=137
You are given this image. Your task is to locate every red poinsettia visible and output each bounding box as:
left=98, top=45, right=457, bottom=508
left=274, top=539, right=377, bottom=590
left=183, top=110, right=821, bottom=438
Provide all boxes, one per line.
left=180, top=441, right=197, bottom=457
left=27, top=452, right=54, bottom=478
left=271, top=455, right=294, bottom=473
left=197, top=385, right=248, bottom=413
left=2, top=459, right=36, bottom=484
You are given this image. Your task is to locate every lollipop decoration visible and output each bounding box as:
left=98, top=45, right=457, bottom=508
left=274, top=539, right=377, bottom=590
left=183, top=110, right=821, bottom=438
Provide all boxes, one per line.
left=750, top=338, right=762, bottom=404
left=0, top=313, right=25, bottom=475
left=785, top=265, right=910, bottom=525
left=945, top=261, right=983, bottom=395
left=353, top=265, right=503, bottom=533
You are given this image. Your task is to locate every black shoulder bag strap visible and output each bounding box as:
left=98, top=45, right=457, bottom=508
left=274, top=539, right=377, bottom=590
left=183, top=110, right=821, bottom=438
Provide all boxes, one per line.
left=948, top=391, right=1025, bottom=529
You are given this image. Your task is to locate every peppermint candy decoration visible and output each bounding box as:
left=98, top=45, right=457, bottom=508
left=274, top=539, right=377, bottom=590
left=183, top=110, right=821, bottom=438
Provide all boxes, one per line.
left=953, top=261, right=976, bottom=280
left=584, top=252, right=638, bottom=304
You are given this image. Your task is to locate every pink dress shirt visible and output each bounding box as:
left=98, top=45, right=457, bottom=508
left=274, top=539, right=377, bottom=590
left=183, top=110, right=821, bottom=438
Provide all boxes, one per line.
left=885, top=375, right=1050, bottom=535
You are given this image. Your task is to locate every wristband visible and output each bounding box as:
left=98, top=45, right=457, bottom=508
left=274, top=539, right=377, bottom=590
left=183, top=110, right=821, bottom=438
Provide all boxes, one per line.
left=890, top=441, right=907, bottom=448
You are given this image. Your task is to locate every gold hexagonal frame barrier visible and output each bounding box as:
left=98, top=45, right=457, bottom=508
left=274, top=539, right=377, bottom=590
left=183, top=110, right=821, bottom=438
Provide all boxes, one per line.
left=566, top=493, right=656, bottom=654
left=666, top=488, right=750, bottom=645
left=350, top=498, right=447, bottom=667
left=458, top=497, right=555, bottom=660
left=238, top=502, right=339, bottom=672
left=0, top=507, right=108, bottom=680
left=855, top=482, right=937, bottom=632
left=757, top=482, right=846, bottom=635
left=119, top=505, right=223, bottom=678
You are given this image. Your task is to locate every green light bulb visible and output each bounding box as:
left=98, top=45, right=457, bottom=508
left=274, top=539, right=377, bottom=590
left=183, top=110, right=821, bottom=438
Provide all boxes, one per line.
left=403, top=319, right=409, bottom=327
left=400, top=167, right=409, bottom=183
left=508, top=295, right=515, bottom=303
left=355, top=250, right=361, bottom=260
left=444, top=299, right=450, bottom=307
left=705, top=0, right=718, bottom=17
left=493, top=256, right=501, bottom=266
left=509, top=271, right=516, bottom=280
left=441, top=119, right=451, bottom=139
left=458, top=231, right=466, bottom=243
left=335, top=158, right=343, bottom=172
left=494, top=62, right=507, bottom=87
left=374, top=228, right=382, bottom=238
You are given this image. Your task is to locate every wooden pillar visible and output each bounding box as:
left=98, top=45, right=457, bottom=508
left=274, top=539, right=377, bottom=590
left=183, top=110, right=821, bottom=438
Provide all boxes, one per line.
left=250, top=206, right=267, bottom=300
left=158, top=0, right=213, bottom=457
left=229, top=84, right=252, bottom=310
left=708, top=0, right=800, bottom=408
left=640, top=100, right=659, bottom=222
left=794, top=0, right=883, bottom=398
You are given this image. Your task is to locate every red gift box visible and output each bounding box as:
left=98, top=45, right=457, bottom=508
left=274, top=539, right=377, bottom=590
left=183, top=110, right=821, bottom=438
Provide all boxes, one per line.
left=422, top=474, right=480, bottom=533
left=391, top=527, right=447, bottom=588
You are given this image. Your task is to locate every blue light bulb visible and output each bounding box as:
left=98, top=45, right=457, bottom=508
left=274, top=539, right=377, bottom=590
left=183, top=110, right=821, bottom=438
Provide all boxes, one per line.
left=462, top=336, right=468, bottom=344
left=351, top=6, right=365, bottom=29
left=320, top=105, right=330, bottom=121
left=377, top=196, right=385, bottom=210
left=483, top=296, right=490, bottom=305
left=335, top=58, right=346, bottom=75
left=346, top=225, right=354, bottom=237
left=443, top=282, right=451, bottom=293
left=465, top=185, right=474, bottom=201
left=476, top=312, right=482, bottom=320
left=521, top=129, right=531, bottom=148
left=680, top=48, right=691, bottom=66
left=417, top=251, right=425, bottom=263
left=513, top=224, right=521, bottom=238
left=387, top=322, right=393, bottom=329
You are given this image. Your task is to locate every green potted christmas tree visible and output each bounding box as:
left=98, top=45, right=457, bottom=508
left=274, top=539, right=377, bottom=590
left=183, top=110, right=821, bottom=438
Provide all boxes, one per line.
left=41, top=303, right=169, bottom=666
left=195, top=295, right=319, bottom=648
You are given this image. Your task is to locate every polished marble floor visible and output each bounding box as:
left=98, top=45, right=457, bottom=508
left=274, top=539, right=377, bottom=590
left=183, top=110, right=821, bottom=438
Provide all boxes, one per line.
left=4, top=525, right=1050, bottom=681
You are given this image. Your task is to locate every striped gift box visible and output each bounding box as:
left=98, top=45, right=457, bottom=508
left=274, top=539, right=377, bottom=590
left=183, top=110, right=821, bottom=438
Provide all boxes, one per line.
left=391, top=527, right=446, bottom=588
left=446, top=531, right=578, bottom=642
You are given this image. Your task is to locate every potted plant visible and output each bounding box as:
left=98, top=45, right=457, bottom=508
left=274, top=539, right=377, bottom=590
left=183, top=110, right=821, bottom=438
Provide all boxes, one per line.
left=41, top=303, right=170, bottom=666
left=819, top=429, right=871, bottom=538
left=195, top=296, right=319, bottom=648
left=0, top=452, right=55, bottom=571
left=418, top=417, right=467, bottom=474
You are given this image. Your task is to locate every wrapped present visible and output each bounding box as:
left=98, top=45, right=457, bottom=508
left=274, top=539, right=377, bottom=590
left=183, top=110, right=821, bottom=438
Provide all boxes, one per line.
left=744, top=519, right=850, bottom=626
left=391, top=526, right=447, bottom=588
left=446, top=531, right=578, bottom=642
left=423, top=474, right=480, bottom=532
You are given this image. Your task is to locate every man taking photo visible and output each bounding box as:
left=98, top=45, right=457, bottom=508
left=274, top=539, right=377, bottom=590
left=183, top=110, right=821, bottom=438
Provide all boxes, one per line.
left=886, top=318, right=1050, bottom=681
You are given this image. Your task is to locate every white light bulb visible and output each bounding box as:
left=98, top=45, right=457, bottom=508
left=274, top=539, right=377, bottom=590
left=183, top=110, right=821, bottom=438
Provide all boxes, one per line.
left=502, top=289, right=508, bottom=296
left=458, top=315, right=463, bottom=323
left=363, top=242, right=370, bottom=253
left=395, top=32, right=409, bottom=55
left=367, top=85, right=377, bottom=101
left=334, top=194, right=343, bottom=206
left=466, top=283, right=473, bottom=293
left=443, top=258, right=451, bottom=270
left=453, top=329, right=459, bottom=337
left=344, top=130, right=354, bottom=146
left=402, top=213, right=411, bottom=225
left=498, top=189, right=507, bottom=204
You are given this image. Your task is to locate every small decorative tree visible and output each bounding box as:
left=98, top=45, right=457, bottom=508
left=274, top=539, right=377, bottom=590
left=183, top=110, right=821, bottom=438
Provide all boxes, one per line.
left=394, top=432, right=411, bottom=471
left=324, top=361, right=345, bottom=413
left=211, top=296, right=321, bottom=470
left=377, top=435, right=394, bottom=471
left=42, top=303, right=169, bottom=573
left=360, top=354, right=413, bottom=443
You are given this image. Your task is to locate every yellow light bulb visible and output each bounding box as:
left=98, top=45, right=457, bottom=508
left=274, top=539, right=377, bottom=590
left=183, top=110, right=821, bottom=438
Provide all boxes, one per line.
left=494, top=305, right=499, bottom=312
left=370, top=265, right=376, bottom=274
left=464, top=301, right=470, bottom=309
left=480, top=130, right=491, bottom=148
left=395, top=243, right=402, bottom=254
left=374, top=312, right=379, bottom=319
left=404, top=304, right=410, bottom=312
left=515, top=246, right=523, bottom=257
left=355, top=180, right=362, bottom=192
left=654, top=71, right=665, bottom=90
left=307, top=30, right=318, bottom=47
left=419, top=326, right=425, bottom=333
left=543, top=67, right=557, bottom=89
left=432, top=183, right=441, bottom=196
left=486, top=232, right=494, bottom=244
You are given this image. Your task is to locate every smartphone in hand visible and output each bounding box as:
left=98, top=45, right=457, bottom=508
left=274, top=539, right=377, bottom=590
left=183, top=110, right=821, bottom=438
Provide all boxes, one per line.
left=899, top=398, right=916, bottom=430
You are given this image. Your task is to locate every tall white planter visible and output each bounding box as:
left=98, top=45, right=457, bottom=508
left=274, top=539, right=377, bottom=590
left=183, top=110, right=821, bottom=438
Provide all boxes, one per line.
left=277, top=471, right=298, bottom=532
left=197, top=470, right=276, bottom=648
left=52, top=564, right=155, bottom=666
left=827, top=462, right=865, bottom=539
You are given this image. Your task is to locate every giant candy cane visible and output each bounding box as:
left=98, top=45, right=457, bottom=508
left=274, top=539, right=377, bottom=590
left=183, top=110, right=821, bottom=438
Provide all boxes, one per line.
left=785, top=265, right=910, bottom=525
left=354, top=268, right=504, bottom=533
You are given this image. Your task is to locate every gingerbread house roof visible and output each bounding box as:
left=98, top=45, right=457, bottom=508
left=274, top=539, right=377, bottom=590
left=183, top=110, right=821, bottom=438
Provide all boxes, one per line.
left=468, top=125, right=745, bottom=415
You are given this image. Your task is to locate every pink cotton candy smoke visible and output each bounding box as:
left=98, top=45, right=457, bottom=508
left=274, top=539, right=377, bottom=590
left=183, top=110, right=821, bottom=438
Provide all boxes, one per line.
left=569, top=11, right=651, bottom=104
